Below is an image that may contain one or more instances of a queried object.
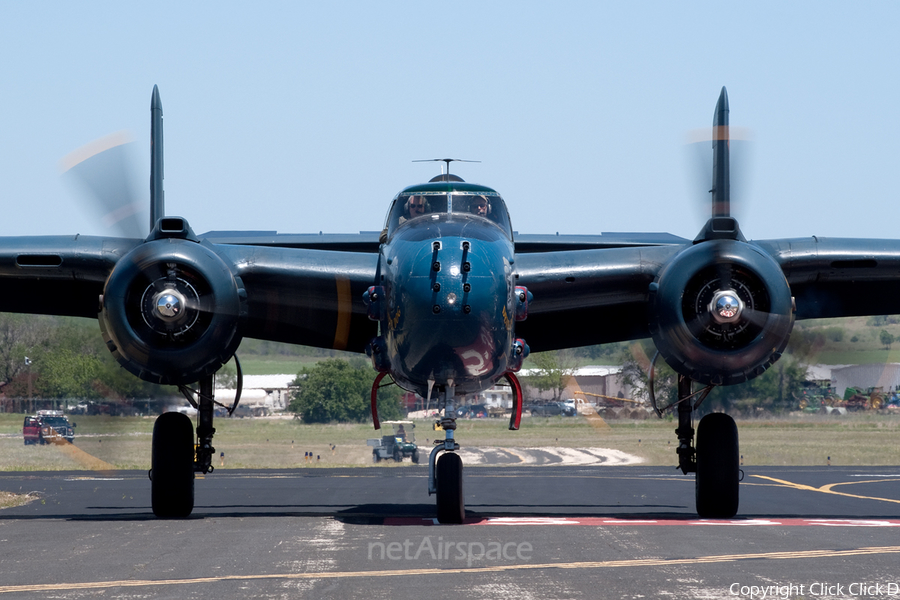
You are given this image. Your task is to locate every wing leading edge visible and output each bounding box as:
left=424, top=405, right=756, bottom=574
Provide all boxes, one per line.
left=516, top=237, right=900, bottom=353
left=4, top=235, right=900, bottom=354
left=0, top=235, right=378, bottom=353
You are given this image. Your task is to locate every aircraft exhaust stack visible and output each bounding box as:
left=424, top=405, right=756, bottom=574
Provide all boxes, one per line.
left=150, top=85, right=165, bottom=231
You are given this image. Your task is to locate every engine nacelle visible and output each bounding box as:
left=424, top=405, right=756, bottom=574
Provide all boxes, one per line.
left=99, top=238, right=247, bottom=385
left=648, top=239, right=794, bottom=386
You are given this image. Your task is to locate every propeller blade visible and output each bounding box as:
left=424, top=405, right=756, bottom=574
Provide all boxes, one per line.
left=685, top=100, right=753, bottom=229
left=711, top=87, right=730, bottom=218
left=59, top=131, right=148, bottom=239
left=742, top=307, right=792, bottom=331
left=709, top=240, right=734, bottom=292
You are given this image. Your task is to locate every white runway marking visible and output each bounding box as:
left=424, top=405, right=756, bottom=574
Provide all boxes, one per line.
left=456, top=446, right=643, bottom=466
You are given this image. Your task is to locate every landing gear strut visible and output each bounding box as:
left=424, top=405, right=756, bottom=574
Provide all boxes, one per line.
left=150, top=374, right=223, bottom=518
left=428, top=384, right=465, bottom=524
left=654, top=371, right=740, bottom=518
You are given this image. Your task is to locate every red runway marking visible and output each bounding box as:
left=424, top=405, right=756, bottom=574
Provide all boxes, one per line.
left=383, top=517, right=900, bottom=527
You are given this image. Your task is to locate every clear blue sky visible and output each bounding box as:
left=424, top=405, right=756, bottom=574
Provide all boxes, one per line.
left=2, top=1, right=898, bottom=240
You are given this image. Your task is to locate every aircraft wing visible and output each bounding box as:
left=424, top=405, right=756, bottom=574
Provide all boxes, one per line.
left=0, top=235, right=140, bottom=318
left=215, top=243, right=377, bottom=352
left=516, top=237, right=900, bottom=353
left=6, top=233, right=900, bottom=356
left=0, top=235, right=378, bottom=354
left=515, top=244, right=680, bottom=350
left=757, top=237, right=900, bottom=320
left=199, top=231, right=691, bottom=253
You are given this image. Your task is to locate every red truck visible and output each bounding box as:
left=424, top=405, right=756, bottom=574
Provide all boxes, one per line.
left=22, top=410, right=76, bottom=445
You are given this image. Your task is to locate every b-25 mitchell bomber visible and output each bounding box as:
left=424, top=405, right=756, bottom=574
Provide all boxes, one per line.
left=3, top=86, right=899, bottom=523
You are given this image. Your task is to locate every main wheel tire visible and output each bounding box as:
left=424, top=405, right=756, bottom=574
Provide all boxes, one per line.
left=151, top=412, right=195, bottom=518
left=695, top=412, right=739, bottom=518
left=436, top=452, right=465, bottom=524
left=412, top=449, right=420, bottom=464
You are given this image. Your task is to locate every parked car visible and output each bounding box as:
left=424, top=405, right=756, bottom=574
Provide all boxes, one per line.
left=529, top=402, right=576, bottom=417
left=456, top=404, right=488, bottom=418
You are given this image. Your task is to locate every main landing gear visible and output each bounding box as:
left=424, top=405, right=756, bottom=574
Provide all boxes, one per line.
left=150, top=374, right=227, bottom=518
left=655, top=373, right=740, bottom=519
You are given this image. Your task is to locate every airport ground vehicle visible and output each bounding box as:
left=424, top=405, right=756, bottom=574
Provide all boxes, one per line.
left=22, top=410, right=76, bottom=445
left=368, top=421, right=420, bottom=463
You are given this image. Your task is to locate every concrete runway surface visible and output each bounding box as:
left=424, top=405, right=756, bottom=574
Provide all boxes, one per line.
left=1, top=465, right=900, bottom=599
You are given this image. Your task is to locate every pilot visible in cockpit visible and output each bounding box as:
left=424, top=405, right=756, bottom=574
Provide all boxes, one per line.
left=381, top=195, right=431, bottom=244
left=469, top=196, right=490, bottom=218
left=399, top=195, right=429, bottom=225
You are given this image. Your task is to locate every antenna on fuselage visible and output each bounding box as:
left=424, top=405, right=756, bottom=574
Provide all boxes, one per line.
left=413, top=158, right=480, bottom=175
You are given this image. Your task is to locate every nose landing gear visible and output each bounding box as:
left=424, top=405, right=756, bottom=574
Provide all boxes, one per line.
left=427, top=384, right=465, bottom=524
left=431, top=419, right=464, bottom=524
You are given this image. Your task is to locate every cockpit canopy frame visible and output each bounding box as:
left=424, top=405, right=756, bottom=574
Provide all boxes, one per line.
left=384, top=181, right=513, bottom=240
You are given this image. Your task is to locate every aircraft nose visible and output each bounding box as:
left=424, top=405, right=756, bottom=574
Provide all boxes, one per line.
left=385, top=234, right=515, bottom=388
left=431, top=241, right=473, bottom=316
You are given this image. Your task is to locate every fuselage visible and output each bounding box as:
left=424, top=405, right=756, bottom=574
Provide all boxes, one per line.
left=368, top=180, right=522, bottom=397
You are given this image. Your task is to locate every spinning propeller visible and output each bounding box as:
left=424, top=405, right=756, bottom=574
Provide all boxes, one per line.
left=60, top=131, right=148, bottom=239
left=59, top=86, right=247, bottom=388
left=648, top=88, right=795, bottom=387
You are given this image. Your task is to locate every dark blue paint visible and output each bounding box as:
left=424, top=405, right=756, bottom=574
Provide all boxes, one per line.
left=379, top=213, right=517, bottom=397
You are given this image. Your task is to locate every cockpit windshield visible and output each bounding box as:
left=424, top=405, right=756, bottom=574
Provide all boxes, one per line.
left=384, top=188, right=512, bottom=239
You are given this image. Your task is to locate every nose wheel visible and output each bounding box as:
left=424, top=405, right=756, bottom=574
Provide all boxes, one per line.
left=427, top=382, right=466, bottom=523
left=428, top=414, right=464, bottom=524
left=435, top=451, right=464, bottom=523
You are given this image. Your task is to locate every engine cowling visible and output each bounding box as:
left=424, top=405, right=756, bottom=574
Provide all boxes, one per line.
left=99, top=238, right=247, bottom=385
left=648, top=239, right=794, bottom=386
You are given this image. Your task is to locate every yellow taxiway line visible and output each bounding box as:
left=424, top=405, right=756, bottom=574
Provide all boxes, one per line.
left=2, top=545, right=899, bottom=594
left=46, top=436, right=117, bottom=472
left=750, top=475, right=900, bottom=505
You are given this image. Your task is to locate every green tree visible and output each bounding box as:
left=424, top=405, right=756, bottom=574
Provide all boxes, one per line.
left=785, top=328, right=826, bottom=361
left=526, top=350, right=577, bottom=401
left=0, top=313, right=54, bottom=385
left=703, top=358, right=808, bottom=415
left=1, top=313, right=172, bottom=405
left=616, top=343, right=678, bottom=408
left=33, top=349, right=103, bottom=398
left=289, top=358, right=402, bottom=423
left=615, top=341, right=807, bottom=416
left=880, top=329, right=895, bottom=349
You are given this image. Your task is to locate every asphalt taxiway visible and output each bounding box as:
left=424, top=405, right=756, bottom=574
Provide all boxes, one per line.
left=1, top=465, right=899, bottom=599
